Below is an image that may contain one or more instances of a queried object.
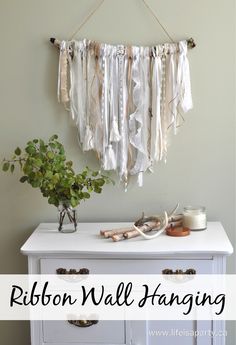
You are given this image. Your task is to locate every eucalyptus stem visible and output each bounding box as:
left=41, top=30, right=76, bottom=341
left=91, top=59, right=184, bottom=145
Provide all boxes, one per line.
left=2, top=135, right=113, bottom=232
left=58, top=210, right=66, bottom=231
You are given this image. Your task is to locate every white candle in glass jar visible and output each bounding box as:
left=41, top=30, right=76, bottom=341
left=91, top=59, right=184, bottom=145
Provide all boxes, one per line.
left=183, top=206, right=207, bottom=231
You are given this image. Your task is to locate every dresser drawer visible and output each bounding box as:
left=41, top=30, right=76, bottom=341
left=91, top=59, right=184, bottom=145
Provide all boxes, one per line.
left=40, top=258, right=213, bottom=274
left=41, top=258, right=212, bottom=344
left=43, top=320, right=125, bottom=344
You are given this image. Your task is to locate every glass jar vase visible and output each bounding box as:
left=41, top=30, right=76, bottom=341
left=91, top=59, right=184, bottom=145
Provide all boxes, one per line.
left=183, top=206, right=207, bottom=231
left=57, top=201, right=78, bottom=233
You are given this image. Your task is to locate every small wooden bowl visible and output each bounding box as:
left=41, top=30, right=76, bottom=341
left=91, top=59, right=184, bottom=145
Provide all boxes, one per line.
left=166, top=226, right=190, bottom=237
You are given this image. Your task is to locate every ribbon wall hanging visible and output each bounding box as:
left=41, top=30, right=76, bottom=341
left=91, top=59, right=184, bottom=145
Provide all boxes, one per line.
left=50, top=0, right=196, bottom=189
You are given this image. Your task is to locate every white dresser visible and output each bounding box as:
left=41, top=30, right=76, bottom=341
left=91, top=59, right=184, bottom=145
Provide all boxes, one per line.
left=21, top=222, right=233, bottom=345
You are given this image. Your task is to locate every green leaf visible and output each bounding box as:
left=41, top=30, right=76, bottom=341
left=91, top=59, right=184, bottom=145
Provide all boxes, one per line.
left=25, top=145, right=36, bottom=155
left=70, top=197, right=78, bottom=208
left=35, top=172, right=43, bottom=180
left=31, top=180, right=41, bottom=188
left=28, top=171, right=36, bottom=179
left=92, top=171, right=99, bottom=177
left=96, top=178, right=105, bottom=186
left=94, top=186, right=102, bottom=193
left=10, top=164, right=15, bottom=173
left=70, top=188, right=78, bottom=197
left=59, top=147, right=65, bottom=155
left=52, top=173, right=60, bottom=184
left=20, top=176, right=28, bottom=183
left=47, top=151, right=54, bottom=159
left=15, top=147, right=21, bottom=156
left=49, top=134, right=58, bottom=141
left=2, top=162, right=10, bottom=171
left=45, top=170, right=53, bottom=179
left=34, top=159, right=43, bottom=167
left=76, top=175, right=83, bottom=184
left=33, top=139, right=39, bottom=144
left=83, top=192, right=90, bottom=199
left=49, top=142, right=56, bottom=149
left=82, top=170, right=88, bottom=177
left=23, top=164, right=32, bottom=174
left=66, top=160, right=73, bottom=168
left=48, top=196, right=56, bottom=205
left=39, top=139, right=46, bottom=152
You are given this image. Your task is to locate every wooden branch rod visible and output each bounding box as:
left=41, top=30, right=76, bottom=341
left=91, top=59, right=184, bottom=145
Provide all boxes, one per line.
left=49, top=37, right=196, bottom=50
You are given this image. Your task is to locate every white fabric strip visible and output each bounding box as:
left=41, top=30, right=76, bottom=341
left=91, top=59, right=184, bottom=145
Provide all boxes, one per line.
left=177, top=41, right=193, bottom=114
left=150, top=45, right=163, bottom=164
left=69, top=41, right=85, bottom=145
left=129, top=46, right=151, bottom=186
left=117, top=46, right=129, bottom=187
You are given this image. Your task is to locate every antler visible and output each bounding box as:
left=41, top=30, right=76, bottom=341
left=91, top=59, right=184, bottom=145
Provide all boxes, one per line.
left=133, top=211, right=168, bottom=240
left=134, top=212, right=162, bottom=228
left=168, top=203, right=179, bottom=217
left=133, top=203, right=179, bottom=240
left=134, top=203, right=179, bottom=228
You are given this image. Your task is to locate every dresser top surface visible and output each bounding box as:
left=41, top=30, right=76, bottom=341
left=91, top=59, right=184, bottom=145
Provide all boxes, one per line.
left=21, top=222, right=233, bottom=257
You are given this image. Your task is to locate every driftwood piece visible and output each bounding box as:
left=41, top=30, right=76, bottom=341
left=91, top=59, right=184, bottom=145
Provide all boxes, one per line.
left=134, top=213, right=160, bottom=227
left=112, top=221, right=159, bottom=242
left=101, top=227, right=133, bottom=238
left=111, top=233, right=127, bottom=242
left=124, top=221, right=160, bottom=239
left=50, top=38, right=196, bottom=50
